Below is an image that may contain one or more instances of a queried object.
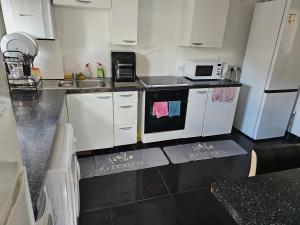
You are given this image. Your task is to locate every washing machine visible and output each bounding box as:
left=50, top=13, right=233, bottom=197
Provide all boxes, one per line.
left=46, top=123, right=80, bottom=225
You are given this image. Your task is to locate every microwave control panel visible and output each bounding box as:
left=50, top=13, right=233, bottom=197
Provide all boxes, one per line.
left=216, top=64, right=223, bottom=77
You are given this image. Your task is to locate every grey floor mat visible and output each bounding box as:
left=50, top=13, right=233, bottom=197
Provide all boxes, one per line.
left=163, top=140, right=248, bottom=164
left=78, top=157, right=96, bottom=179
left=79, top=148, right=169, bottom=179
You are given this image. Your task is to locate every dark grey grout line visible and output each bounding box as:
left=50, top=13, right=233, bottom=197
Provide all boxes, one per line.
left=80, top=194, right=171, bottom=215
left=170, top=185, right=212, bottom=197
left=109, top=206, right=114, bottom=225
left=156, top=167, right=188, bottom=225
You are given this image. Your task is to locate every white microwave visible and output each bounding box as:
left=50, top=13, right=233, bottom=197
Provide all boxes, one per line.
left=184, top=60, right=223, bottom=80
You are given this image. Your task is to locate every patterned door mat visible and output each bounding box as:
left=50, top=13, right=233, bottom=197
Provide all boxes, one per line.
left=163, top=140, right=248, bottom=164
left=79, top=148, right=169, bottom=179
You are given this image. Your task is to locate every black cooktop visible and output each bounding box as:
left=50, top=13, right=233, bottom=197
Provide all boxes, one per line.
left=138, top=76, right=190, bottom=87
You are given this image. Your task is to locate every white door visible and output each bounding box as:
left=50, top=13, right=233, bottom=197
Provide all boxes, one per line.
left=202, top=88, right=240, bottom=136
left=184, top=89, right=208, bottom=138
left=266, top=1, right=300, bottom=90
left=254, top=92, right=297, bottom=140
left=190, top=0, right=230, bottom=47
left=67, top=93, right=114, bottom=151
left=110, top=0, right=138, bottom=45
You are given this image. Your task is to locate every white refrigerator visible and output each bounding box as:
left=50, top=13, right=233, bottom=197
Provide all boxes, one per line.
left=234, top=0, right=300, bottom=140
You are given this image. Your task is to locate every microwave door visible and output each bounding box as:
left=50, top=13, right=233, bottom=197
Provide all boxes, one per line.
left=195, top=65, right=214, bottom=78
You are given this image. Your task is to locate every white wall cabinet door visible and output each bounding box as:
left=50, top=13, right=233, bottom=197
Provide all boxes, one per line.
left=110, top=0, right=138, bottom=45
left=184, top=88, right=208, bottom=138
left=180, top=0, right=230, bottom=48
left=67, top=93, right=114, bottom=152
left=1, top=0, right=55, bottom=39
left=202, top=88, right=240, bottom=136
left=53, top=0, right=111, bottom=9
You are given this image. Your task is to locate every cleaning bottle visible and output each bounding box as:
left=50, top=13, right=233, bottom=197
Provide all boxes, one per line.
left=84, top=63, right=92, bottom=78
left=96, top=62, right=105, bottom=78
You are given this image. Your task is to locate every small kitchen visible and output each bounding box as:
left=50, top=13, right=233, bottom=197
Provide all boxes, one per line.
left=1, top=0, right=300, bottom=225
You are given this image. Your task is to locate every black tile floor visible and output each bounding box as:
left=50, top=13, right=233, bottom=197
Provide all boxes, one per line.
left=78, top=129, right=300, bottom=225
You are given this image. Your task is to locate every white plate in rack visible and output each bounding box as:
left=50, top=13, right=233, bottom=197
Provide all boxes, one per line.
left=0, top=32, right=38, bottom=56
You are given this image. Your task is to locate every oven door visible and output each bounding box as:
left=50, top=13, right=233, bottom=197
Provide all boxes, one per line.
left=144, top=89, right=188, bottom=133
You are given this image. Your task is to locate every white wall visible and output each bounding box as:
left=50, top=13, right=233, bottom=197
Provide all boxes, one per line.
left=38, top=0, right=258, bottom=78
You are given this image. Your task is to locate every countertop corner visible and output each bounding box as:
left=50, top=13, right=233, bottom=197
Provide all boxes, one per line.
left=11, top=90, right=65, bottom=216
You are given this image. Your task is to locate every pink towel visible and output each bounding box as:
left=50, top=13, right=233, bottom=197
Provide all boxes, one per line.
left=212, top=87, right=237, bottom=103
left=152, top=102, right=169, bottom=118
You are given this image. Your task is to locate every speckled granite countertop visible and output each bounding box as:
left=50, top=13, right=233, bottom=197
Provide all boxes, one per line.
left=211, top=168, right=300, bottom=225
left=11, top=90, right=65, bottom=216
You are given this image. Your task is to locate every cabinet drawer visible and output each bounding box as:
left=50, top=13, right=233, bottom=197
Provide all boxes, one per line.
left=113, top=91, right=138, bottom=104
left=80, top=93, right=113, bottom=103
left=188, top=88, right=208, bottom=101
left=114, top=125, right=137, bottom=146
left=114, top=103, right=137, bottom=125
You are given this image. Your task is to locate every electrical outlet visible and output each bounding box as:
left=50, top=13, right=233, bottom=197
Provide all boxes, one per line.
left=178, top=65, right=184, bottom=74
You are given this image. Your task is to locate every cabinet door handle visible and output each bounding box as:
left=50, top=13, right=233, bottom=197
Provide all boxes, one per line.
left=97, top=96, right=111, bottom=99
left=192, top=42, right=203, bottom=46
left=119, top=126, right=133, bottom=130
left=197, top=91, right=207, bottom=94
left=18, top=14, right=34, bottom=16
left=120, top=105, right=133, bottom=108
left=119, top=94, right=133, bottom=97
left=76, top=0, right=92, bottom=3
left=122, top=40, right=136, bottom=43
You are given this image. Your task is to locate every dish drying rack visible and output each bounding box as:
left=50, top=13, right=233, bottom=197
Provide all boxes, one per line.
left=3, top=50, right=42, bottom=92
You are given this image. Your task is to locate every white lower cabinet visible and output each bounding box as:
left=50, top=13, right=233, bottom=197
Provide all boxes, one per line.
left=184, top=88, right=208, bottom=138
left=114, top=125, right=137, bottom=146
left=113, top=91, right=138, bottom=146
left=66, top=93, right=114, bottom=152
left=114, top=103, right=137, bottom=125
left=202, top=88, right=240, bottom=136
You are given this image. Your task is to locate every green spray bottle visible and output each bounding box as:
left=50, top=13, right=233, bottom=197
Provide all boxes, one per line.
left=96, top=62, right=105, bottom=78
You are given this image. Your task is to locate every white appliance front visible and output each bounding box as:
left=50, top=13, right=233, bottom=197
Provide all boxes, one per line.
left=46, top=123, right=79, bottom=225
left=265, top=0, right=300, bottom=91
left=234, top=0, right=298, bottom=139
left=184, top=59, right=222, bottom=80
left=253, top=92, right=297, bottom=140
left=291, top=94, right=300, bottom=137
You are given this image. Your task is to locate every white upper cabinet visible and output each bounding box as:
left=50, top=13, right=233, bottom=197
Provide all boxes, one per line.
left=110, top=0, right=138, bottom=45
left=180, top=0, right=230, bottom=48
left=53, top=0, right=111, bottom=9
left=1, top=0, right=55, bottom=39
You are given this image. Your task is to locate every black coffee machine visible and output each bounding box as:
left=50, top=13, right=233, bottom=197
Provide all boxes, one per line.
left=111, top=52, right=136, bottom=82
